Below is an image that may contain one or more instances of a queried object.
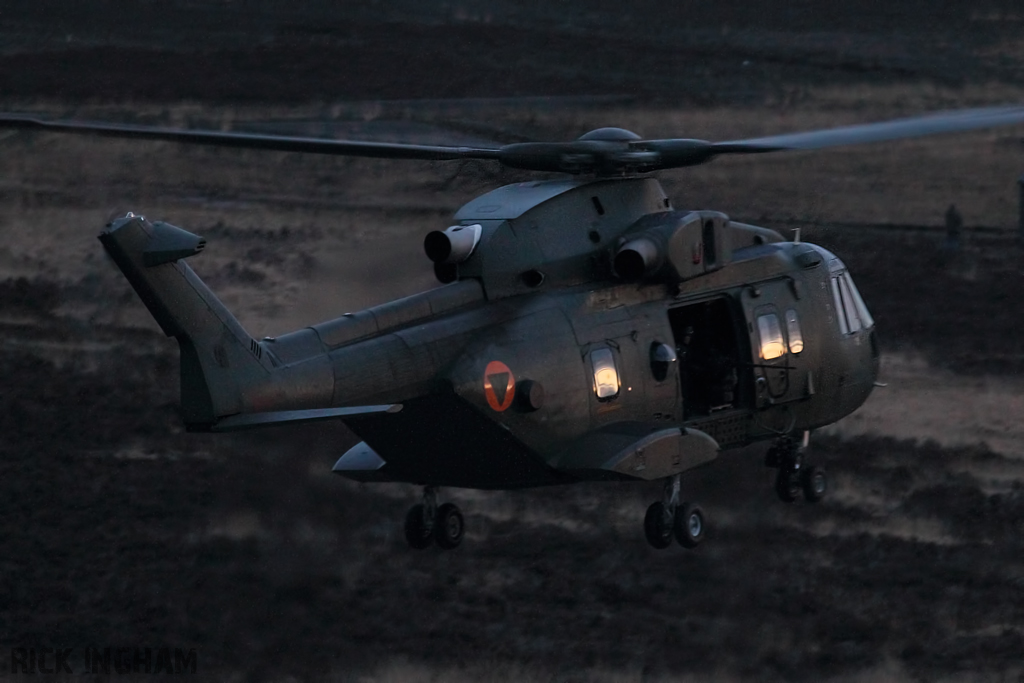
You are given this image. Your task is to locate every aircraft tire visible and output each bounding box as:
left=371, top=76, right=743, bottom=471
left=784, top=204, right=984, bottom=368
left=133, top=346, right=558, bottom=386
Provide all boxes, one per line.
left=802, top=466, right=827, bottom=503
left=404, top=504, right=434, bottom=549
left=433, top=503, right=465, bottom=550
left=674, top=503, right=705, bottom=548
left=774, top=469, right=801, bottom=503
left=644, top=502, right=673, bottom=549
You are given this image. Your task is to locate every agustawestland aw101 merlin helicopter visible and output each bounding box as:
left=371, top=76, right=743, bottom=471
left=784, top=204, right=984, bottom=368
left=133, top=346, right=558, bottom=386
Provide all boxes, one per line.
left=3, top=106, right=1023, bottom=550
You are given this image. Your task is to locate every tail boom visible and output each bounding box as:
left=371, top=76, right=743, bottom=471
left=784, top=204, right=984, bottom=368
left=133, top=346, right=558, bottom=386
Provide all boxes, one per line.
left=99, top=214, right=333, bottom=428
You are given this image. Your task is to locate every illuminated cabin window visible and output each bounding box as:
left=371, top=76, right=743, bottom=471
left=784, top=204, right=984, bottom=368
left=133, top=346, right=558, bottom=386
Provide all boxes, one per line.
left=785, top=309, right=804, bottom=354
left=757, top=313, right=786, bottom=360
left=591, top=347, right=621, bottom=400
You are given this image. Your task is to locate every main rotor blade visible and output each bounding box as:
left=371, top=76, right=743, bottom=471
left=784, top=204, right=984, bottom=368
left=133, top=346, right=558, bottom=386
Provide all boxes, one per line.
left=0, top=114, right=502, bottom=161
left=708, top=105, right=1024, bottom=155
left=4, top=105, right=1023, bottom=175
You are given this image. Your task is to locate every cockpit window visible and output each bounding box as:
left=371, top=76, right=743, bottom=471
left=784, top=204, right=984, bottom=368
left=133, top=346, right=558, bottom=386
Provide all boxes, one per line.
left=830, top=271, right=873, bottom=335
left=757, top=313, right=786, bottom=360
left=845, top=274, right=874, bottom=329
left=831, top=276, right=849, bottom=334
left=591, top=347, right=621, bottom=400
left=838, top=275, right=862, bottom=333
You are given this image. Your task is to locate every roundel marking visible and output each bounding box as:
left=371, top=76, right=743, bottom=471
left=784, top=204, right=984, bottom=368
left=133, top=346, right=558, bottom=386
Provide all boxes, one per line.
left=483, top=360, right=516, bottom=412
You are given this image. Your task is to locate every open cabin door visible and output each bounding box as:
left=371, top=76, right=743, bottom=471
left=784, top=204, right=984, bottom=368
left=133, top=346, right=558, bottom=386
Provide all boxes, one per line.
left=668, top=297, right=745, bottom=420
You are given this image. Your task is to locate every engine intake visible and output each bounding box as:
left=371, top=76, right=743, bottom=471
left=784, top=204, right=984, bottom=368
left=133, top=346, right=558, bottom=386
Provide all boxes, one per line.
left=614, top=236, right=663, bottom=281
left=424, top=224, right=483, bottom=265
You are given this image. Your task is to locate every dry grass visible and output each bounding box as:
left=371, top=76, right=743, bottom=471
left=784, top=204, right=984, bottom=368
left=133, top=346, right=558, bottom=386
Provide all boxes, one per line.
left=299, top=656, right=1021, bottom=683
left=4, top=86, right=1024, bottom=682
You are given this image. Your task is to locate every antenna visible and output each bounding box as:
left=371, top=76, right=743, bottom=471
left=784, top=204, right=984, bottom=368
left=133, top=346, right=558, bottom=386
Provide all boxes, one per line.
left=793, top=227, right=802, bottom=244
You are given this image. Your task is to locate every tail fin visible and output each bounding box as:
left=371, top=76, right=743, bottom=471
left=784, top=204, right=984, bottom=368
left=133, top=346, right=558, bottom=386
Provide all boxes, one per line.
left=99, top=214, right=328, bottom=429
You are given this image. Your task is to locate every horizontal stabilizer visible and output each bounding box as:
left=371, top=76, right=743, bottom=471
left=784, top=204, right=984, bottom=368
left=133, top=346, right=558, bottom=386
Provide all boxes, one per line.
left=211, top=404, right=402, bottom=432
left=143, top=220, right=206, bottom=266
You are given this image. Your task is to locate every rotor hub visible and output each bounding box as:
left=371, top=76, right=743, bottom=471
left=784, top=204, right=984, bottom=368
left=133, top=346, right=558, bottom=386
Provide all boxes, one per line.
left=577, top=127, right=642, bottom=142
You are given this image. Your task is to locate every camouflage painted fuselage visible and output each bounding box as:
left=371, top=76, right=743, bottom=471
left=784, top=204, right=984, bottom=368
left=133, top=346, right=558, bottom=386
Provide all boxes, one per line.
left=100, top=177, right=878, bottom=490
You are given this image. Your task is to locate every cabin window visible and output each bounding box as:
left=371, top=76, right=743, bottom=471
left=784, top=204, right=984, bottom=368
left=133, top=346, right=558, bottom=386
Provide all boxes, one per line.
left=591, top=347, right=621, bottom=400
left=757, top=313, right=786, bottom=360
left=649, top=342, right=677, bottom=382
left=785, top=309, right=804, bottom=354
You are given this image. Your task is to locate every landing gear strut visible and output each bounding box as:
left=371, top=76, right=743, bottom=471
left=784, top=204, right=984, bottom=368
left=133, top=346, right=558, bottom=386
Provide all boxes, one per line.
left=765, top=431, right=827, bottom=503
left=644, top=474, right=705, bottom=550
left=404, top=487, right=464, bottom=550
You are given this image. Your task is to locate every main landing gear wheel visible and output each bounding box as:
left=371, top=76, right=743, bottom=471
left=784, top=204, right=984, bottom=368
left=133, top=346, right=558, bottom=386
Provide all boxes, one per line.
left=644, top=502, right=674, bottom=549
left=403, top=487, right=464, bottom=550
left=434, top=502, right=465, bottom=549
left=674, top=503, right=705, bottom=548
left=645, top=475, right=706, bottom=550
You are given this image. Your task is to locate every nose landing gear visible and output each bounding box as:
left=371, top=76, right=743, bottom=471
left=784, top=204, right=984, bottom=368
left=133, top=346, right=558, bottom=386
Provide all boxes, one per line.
left=801, top=465, right=827, bottom=502
left=765, top=431, right=827, bottom=504
left=404, top=487, right=465, bottom=550
left=644, top=474, right=706, bottom=549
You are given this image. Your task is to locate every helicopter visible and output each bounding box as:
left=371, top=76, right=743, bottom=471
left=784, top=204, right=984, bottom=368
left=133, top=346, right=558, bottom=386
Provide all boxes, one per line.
left=2, top=105, right=1023, bottom=551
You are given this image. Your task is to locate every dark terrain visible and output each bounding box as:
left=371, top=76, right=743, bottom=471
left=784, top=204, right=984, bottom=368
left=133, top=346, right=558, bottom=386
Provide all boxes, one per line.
left=1, top=3, right=1024, bottom=681
left=2, top=0, right=1023, bottom=105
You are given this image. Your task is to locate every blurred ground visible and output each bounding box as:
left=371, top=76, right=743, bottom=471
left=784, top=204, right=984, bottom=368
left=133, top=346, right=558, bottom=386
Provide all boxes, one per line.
left=1, top=3, right=1024, bottom=681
